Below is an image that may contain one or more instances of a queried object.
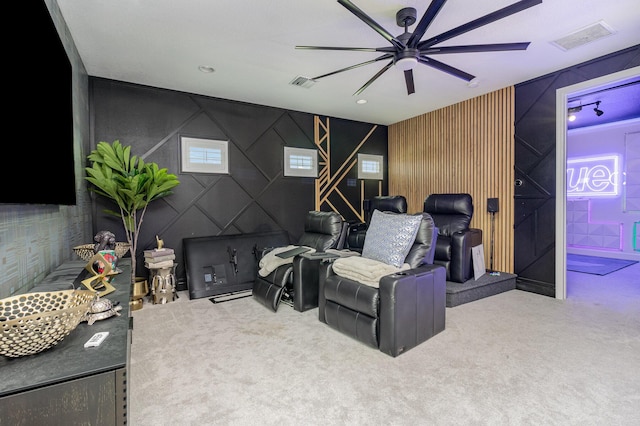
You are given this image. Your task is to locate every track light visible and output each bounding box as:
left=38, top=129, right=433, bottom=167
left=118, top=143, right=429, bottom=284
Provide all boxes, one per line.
left=567, top=100, right=604, bottom=121
left=594, top=101, right=604, bottom=116
left=567, top=105, right=581, bottom=122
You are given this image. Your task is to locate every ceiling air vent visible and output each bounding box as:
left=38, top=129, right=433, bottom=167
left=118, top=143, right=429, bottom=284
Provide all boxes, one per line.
left=551, top=21, right=616, bottom=51
left=289, top=76, right=316, bottom=88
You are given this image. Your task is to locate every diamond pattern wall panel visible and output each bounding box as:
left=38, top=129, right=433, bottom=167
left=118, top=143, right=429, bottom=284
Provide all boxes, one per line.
left=514, top=45, right=639, bottom=295
left=90, top=78, right=387, bottom=288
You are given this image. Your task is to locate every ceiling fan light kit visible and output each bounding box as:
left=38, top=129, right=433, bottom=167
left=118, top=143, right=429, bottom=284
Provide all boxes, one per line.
left=395, top=56, right=418, bottom=71
left=296, top=0, right=542, bottom=96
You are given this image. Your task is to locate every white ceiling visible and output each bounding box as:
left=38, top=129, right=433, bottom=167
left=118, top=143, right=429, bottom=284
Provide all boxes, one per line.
left=56, top=0, right=640, bottom=126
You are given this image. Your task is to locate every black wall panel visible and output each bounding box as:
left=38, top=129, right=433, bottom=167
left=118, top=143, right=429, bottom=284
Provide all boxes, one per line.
left=514, top=45, right=639, bottom=296
left=90, top=79, right=387, bottom=288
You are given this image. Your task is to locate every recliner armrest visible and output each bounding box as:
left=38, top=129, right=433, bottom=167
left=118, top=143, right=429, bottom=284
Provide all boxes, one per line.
left=449, top=228, right=483, bottom=283
left=318, top=261, right=336, bottom=323
left=378, top=264, right=446, bottom=357
left=292, top=255, right=325, bottom=312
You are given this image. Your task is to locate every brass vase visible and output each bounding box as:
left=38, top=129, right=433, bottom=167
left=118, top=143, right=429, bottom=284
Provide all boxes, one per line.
left=130, top=277, right=149, bottom=311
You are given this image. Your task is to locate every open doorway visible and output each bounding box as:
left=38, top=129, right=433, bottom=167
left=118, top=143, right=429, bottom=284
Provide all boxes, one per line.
left=555, top=66, right=640, bottom=300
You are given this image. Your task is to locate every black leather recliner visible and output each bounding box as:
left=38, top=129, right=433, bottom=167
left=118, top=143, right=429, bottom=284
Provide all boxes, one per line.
left=423, top=193, right=483, bottom=283
left=347, top=195, right=408, bottom=252
left=252, top=211, right=346, bottom=312
left=318, top=212, right=445, bottom=357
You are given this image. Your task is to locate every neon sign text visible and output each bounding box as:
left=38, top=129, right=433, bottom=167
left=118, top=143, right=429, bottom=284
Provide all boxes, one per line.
left=567, top=155, right=619, bottom=197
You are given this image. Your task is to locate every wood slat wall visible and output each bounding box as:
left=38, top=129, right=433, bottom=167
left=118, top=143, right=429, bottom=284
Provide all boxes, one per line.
left=388, top=87, right=515, bottom=273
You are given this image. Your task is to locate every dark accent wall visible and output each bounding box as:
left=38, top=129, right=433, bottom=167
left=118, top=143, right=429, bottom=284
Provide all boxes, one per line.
left=0, top=1, right=92, bottom=299
left=513, top=45, right=640, bottom=296
left=89, top=79, right=387, bottom=289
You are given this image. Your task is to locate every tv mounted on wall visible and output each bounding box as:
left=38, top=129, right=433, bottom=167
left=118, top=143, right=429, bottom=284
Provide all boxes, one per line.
left=3, top=1, right=76, bottom=205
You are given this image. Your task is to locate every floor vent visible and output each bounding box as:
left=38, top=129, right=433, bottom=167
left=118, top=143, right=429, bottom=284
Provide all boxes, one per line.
left=551, top=21, right=616, bottom=51
left=289, top=76, right=316, bottom=88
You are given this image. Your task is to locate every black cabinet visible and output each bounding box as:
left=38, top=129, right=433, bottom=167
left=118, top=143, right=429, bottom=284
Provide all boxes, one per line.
left=0, top=260, right=132, bottom=425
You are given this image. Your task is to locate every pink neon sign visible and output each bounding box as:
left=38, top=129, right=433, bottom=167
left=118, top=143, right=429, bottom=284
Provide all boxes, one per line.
left=567, top=154, right=620, bottom=197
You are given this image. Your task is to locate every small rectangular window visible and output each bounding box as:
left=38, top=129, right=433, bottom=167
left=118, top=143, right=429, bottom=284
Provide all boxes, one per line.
left=180, top=136, right=229, bottom=174
left=358, top=154, right=384, bottom=180
left=284, top=147, right=318, bottom=177
left=361, top=160, right=380, bottom=174
left=289, top=154, right=313, bottom=170
left=189, top=147, right=222, bottom=165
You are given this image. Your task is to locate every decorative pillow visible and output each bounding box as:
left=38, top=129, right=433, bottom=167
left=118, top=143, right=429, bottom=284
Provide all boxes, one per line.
left=362, top=210, right=422, bottom=268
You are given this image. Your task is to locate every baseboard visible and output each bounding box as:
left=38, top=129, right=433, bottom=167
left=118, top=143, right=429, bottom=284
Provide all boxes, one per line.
left=515, top=277, right=555, bottom=298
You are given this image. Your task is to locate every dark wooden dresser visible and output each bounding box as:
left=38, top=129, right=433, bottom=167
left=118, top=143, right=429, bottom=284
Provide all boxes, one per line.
left=0, top=260, right=132, bottom=425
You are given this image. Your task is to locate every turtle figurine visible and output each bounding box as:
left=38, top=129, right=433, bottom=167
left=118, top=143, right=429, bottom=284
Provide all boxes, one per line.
left=82, top=295, right=122, bottom=325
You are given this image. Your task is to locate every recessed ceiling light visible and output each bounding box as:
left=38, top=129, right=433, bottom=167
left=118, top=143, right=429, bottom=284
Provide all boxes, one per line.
left=198, top=65, right=215, bottom=73
left=467, top=78, right=479, bottom=88
left=356, top=99, right=367, bottom=104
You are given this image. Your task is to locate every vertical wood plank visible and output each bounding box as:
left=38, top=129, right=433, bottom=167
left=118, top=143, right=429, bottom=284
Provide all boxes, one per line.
left=388, top=87, right=515, bottom=273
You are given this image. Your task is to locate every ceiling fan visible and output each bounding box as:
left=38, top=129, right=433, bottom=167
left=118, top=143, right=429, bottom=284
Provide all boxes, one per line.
left=296, top=0, right=542, bottom=96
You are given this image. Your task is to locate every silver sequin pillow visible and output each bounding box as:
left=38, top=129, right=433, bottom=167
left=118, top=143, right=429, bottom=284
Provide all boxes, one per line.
left=362, top=210, right=422, bottom=268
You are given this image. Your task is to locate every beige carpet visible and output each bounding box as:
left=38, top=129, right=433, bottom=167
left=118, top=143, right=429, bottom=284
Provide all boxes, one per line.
left=130, top=282, right=640, bottom=425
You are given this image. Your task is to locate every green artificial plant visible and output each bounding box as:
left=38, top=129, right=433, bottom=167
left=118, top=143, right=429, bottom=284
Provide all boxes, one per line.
left=85, top=140, right=180, bottom=285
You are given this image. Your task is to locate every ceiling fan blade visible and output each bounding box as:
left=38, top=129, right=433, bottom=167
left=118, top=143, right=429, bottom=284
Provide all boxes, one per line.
left=404, top=69, right=415, bottom=95
left=312, top=54, right=393, bottom=81
left=417, top=0, right=542, bottom=49
left=407, top=0, right=448, bottom=48
left=353, top=61, right=394, bottom=96
left=296, top=45, right=396, bottom=53
left=338, top=0, right=405, bottom=50
left=418, top=56, right=475, bottom=81
left=421, top=42, right=530, bottom=54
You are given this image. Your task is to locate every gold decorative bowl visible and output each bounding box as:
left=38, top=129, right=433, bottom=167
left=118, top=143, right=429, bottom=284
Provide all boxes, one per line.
left=0, top=290, right=96, bottom=358
left=73, top=242, right=131, bottom=261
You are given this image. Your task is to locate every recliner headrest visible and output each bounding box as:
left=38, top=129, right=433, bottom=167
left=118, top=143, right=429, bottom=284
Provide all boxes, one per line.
left=366, top=196, right=407, bottom=224
left=370, top=196, right=407, bottom=214
left=423, top=193, right=474, bottom=236
left=299, top=211, right=345, bottom=251
left=423, top=193, right=473, bottom=217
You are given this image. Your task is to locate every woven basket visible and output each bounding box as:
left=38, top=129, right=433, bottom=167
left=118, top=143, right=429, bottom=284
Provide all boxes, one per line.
left=0, top=290, right=96, bottom=358
left=73, top=242, right=131, bottom=261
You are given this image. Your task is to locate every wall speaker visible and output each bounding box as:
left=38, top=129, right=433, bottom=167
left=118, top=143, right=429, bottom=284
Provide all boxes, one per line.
left=487, top=198, right=499, bottom=213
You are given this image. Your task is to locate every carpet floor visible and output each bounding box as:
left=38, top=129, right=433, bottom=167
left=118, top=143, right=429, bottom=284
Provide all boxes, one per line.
left=566, top=253, right=638, bottom=275
left=129, top=273, right=640, bottom=425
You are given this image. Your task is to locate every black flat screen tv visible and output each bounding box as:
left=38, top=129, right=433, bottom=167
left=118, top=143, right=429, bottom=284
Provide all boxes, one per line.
left=3, top=1, right=76, bottom=205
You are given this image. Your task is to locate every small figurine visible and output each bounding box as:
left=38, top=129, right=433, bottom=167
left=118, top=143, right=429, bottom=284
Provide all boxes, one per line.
left=82, top=295, right=123, bottom=325
left=156, top=235, right=164, bottom=250
left=94, top=230, right=116, bottom=253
